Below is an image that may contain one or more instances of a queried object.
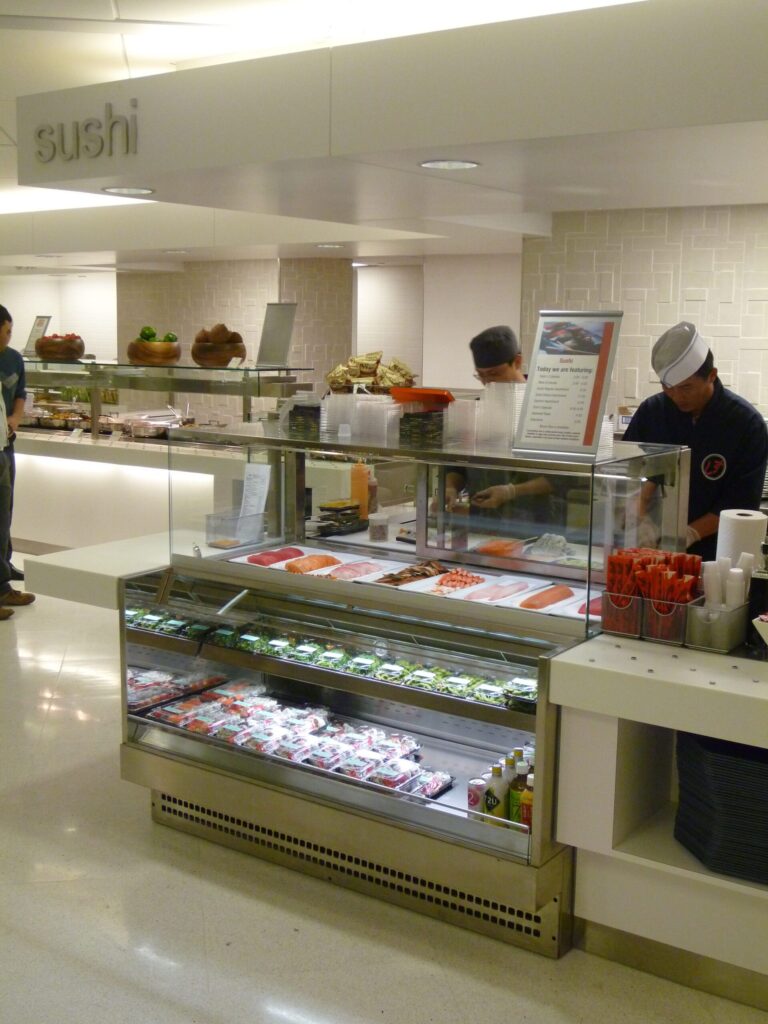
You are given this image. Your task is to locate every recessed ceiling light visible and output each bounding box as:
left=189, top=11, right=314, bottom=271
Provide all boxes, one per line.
left=420, top=159, right=480, bottom=170
left=316, top=243, right=344, bottom=249
left=352, top=262, right=369, bottom=268
left=163, top=249, right=190, bottom=255
left=102, top=186, right=155, bottom=196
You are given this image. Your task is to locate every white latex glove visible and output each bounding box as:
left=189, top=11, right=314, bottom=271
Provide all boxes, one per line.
left=471, top=483, right=516, bottom=509
left=685, top=524, right=701, bottom=550
left=637, top=516, right=659, bottom=549
left=430, top=486, right=458, bottom=513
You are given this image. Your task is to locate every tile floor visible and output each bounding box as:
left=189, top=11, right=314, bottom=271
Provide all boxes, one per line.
left=1, top=562, right=766, bottom=1024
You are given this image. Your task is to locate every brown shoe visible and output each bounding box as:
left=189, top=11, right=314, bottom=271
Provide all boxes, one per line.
left=0, top=589, right=35, bottom=607
left=0, top=606, right=14, bottom=620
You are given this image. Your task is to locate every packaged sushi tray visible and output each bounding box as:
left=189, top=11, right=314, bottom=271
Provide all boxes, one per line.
left=126, top=666, right=228, bottom=712
left=367, top=757, right=422, bottom=790
left=335, top=749, right=386, bottom=780
left=304, top=739, right=356, bottom=771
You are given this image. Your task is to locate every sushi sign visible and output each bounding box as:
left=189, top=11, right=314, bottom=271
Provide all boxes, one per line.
left=515, top=310, right=622, bottom=455
left=33, top=99, right=139, bottom=164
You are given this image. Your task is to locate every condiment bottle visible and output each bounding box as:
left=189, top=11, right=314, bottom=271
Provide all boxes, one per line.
left=350, top=460, right=369, bottom=519
left=368, top=471, right=379, bottom=514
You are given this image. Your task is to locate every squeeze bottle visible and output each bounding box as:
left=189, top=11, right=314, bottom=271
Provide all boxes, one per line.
left=350, top=461, right=370, bottom=519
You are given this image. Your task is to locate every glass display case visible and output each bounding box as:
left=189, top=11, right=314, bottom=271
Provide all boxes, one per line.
left=23, top=359, right=312, bottom=431
left=119, top=423, right=688, bottom=956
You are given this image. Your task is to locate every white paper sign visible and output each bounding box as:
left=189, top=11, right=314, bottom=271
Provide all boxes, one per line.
left=516, top=311, right=622, bottom=454
left=239, top=463, right=271, bottom=517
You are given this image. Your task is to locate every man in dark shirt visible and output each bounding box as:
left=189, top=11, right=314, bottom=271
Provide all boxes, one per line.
left=623, top=321, right=768, bottom=560
left=0, top=305, right=35, bottom=616
left=0, top=304, right=26, bottom=580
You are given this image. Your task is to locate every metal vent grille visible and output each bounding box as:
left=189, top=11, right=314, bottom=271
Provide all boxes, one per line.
left=157, top=792, right=550, bottom=944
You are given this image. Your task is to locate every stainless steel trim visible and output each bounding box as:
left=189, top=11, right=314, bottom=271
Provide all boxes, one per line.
left=577, top=918, right=768, bottom=1013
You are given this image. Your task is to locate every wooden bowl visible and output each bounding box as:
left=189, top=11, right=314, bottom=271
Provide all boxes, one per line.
left=35, top=336, right=85, bottom=360
left=191, top=338, right=247, bottom=368
left=127, top=339, right=181, bottom=366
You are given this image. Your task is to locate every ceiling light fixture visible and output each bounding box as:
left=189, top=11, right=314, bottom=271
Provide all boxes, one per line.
left=102, top=186, right=155, bottom=196
left=163, top=249, right=190, bottom=255
left=419, top=159, right=480, bottom=170
left=352, top=262, right=369, bottom=268
left=316, top=243, right=344, bottom=249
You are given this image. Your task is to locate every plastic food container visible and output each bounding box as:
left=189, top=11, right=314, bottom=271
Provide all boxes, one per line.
left=205, top=509, right=266, bottom=548
left=368, top=512, right=389, bottom=542
left=368, top=758, right=422, bottom=789
left=335, top=750, right=386, bottom=780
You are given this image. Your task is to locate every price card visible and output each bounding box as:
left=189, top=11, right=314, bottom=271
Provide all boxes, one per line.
left=239, top=463, right=271, bottom=517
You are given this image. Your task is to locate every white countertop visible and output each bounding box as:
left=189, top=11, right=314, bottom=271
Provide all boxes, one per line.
left=25, top=533, right=170, bottom=609
left=550, top=633, right=768, bottom=748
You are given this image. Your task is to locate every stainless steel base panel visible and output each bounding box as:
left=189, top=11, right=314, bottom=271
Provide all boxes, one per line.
left=576, top=919, right=768, bottom=1013
left=122, top=744, right=572, bottom=957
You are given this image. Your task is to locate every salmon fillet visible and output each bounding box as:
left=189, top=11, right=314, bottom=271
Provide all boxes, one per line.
left=475, top=539, right=525, bottom=557
left=285, top=554, right=341, bottom=574
left=520, top=584, right=574, bottom=610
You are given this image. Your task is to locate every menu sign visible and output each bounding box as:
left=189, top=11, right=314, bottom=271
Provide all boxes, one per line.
left=515, top=311, right=622, bottom=454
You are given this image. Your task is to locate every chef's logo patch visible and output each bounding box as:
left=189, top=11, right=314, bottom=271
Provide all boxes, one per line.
left=701, top=453, right=726, bottom=480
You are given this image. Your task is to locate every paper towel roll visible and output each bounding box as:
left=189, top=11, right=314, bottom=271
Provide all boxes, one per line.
left=716, top=508, right=768, bottom=565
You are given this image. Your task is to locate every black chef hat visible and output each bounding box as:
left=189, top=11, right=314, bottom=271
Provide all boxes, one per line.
left=469, top=325, right=520, bottom=369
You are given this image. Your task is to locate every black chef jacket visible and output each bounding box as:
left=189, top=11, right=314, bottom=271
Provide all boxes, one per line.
left=623, top=378, right=768, bottom=559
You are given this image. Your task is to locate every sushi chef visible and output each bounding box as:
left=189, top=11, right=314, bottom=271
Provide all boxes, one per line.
left=623, top=321, right=768, bottom=560
left=468, top=324, right=526, bottom=385
left=440, top=326, right=554, bottom=522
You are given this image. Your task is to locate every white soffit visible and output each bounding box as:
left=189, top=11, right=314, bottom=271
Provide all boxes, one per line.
left=7, top=0, right=768, bottom=263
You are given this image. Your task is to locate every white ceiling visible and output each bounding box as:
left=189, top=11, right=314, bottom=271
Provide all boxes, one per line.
left=2, top=1, right=768, bottom=273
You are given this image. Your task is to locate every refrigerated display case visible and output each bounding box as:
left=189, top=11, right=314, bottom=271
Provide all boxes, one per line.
left=119, top=423, right=688, bottom=956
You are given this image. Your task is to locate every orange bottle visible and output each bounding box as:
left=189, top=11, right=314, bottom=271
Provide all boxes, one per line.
left=350, top=460, right=370, bottom=520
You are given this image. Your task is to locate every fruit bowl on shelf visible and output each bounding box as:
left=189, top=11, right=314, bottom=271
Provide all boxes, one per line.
left=191, top=323, right=246, bottom=368
left=126, top=326, right=181, bottom=366
left=34, top=333, right=85, bottom=360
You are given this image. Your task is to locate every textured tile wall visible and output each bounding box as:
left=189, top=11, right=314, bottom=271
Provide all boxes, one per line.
left=116, top=257, right=353, bottom=418
left=278, top=258, right=354, bottom=391
left=522, top=206, right=768, bottom=414
left=116, top=259, right=279, bottom=419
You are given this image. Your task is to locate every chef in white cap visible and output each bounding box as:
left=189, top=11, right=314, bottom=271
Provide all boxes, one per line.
left=623, top=322, right=768, bottom=559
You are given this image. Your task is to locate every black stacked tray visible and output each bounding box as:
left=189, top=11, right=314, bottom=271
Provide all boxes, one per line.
left=674, top=731, right=768, bottom=885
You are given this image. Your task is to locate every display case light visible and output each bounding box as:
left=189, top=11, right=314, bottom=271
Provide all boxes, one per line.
left=102, top=186, right=155, bottom=196
left=419, top=159, right=479, bottom=170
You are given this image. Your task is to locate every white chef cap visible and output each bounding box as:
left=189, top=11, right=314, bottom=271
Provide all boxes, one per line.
left=651, top=321, right=709, bottom=387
